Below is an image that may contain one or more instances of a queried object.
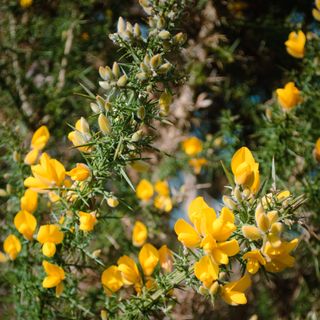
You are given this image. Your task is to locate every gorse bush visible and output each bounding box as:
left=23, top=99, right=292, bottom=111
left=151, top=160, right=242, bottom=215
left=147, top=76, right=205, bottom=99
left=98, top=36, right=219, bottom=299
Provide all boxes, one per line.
left=0, top=0, right=319, bottom=319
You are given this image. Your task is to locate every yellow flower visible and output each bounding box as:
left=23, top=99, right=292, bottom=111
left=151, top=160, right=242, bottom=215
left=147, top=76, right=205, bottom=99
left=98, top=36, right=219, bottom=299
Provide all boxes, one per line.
left=276, top=82, right=301, bottom=111
left=138, top=243, right=159, bottom=276
left=174, top=218, right=202, bottom=248
left=68, top=117, right=92, bottom=153
left=24, top=148, right=40, bottom=165
left=154, top=180, right=172, bottom=212
left=175, top=197, right=238, bottom=264
left=189, top=158, right=208, bottom=174
left=117, top=256, right=141, bottom=286
left=243, top=250, right=266, bottom=274
left=313, top=138, right=320, bottom=162
left=42, top=260, right=65, bottom=297
left=79, top=211, right=97, bottom=232
left=154, top=195, right=173, bottom=212
left=4, top=234, right=21, bottom=260
left=132, top=221, right=148, bottom=247
left=154, top=180, right=170, bottom=196
left=136, top=179, right=154, bottom=201
left=20, top=189, right=38, bottom=213
left=231, top=147, right=260, bottom=194
left=14, top=210, right=37, bottom=241
left=201, top=236, right=239, bottom=265
left=221, top=273, right=251, bottom=305
left=101, top=265, right=123, bottom=295
left=37, top=225, right=64, bottom=257
left=20, top=0, right=33, bottom=9
left=182, top=137, right=203, bottom=156
left=31, top=126, right=50, bottom=150
left=66, top=163, right=91, bottom=181
left=285, top=31, right=306, bottom=59
left=194, top=255, right=219, bottom=288
left=158, top=245, right=173, bottom=273
left=264, top=238, right=299, bottom=272
left=313, top=0, right=320, bottom=21
left=24, top=153, right=66, bottom=191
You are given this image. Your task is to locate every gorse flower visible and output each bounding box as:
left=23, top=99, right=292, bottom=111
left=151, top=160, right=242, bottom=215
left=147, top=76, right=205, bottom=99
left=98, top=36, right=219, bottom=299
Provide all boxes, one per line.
left=3, top=234, right=21, bottom=260
left=14, top=210, right=37, bottom=240
left=20, top=189, right=38, bottom=213
left=24, top=153, right=66, bottom=193
left=221, top=274, right=251, bottom=306
left=136, top=179, right=154, bottom=201
left=24, top=126, right=50, bottom=165
left=276, top=82, right=301, bottom=111
left=285, top=31, right=306, bottom=58
left=132, top=221, right=148, bottom=247
left=42, top=261, right=65, bottom=297
left=101, top=243, right=161, bottom=295
left=37, top=225, right=64, bottom=257
left=175, top=197, right=239, bottom=277
left=231, top=147, right=260, bottom=194
left=182, top=137, right=203, bottom=156
left=194, top=255, right=219, bottom=288
left=264, top=238, right=299, bottom=272
left=79, top=211, right=97, bottom=231
left=242, top=250, right=266, bottom=274
left=101, top=266, right=123, bottom=295
left=66, top=163, right=91, bottom=181
left=68, top=117, right=92, bottom=153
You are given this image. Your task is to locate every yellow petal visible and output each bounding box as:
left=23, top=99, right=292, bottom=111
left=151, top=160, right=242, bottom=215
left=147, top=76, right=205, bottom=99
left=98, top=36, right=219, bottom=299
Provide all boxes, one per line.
left=138, top=243, right=159, bottom=276
left=174, top=219, right=201, bottom=248
left=31, top=126, right=50, bottom=150
left=132, top=221, right=148, bottom=247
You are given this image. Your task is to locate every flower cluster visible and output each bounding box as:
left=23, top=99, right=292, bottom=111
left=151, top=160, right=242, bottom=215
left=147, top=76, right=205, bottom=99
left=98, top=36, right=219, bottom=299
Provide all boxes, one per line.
left=136, top=179, right=173, bottom=213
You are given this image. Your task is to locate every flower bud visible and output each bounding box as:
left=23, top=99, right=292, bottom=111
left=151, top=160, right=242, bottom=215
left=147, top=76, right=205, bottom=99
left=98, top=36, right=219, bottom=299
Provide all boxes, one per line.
left=242, top=225, right=262, bottom=240
left=137, top=106, right=145, bottom=120
left=13, top=151, right=21, bottom=162
left=173, top=32, right=187, bottom=45
left=256, top=213, right=270, bottom=233
left=255, top=203, right=265, bottom=221
left=99, top=66, right=113, bottom=81
left=198, top=285, right=208, bottom=295
left=107, top=197, right=119, bottom=208
left=92, top=249, right=101, bottom=258
left=134, top=23, right=141, bottom=37
left=233, top=186, right=242, bottom=202
left=157, top=62, right=172, bottom=74
left=6, top=184, right=12, bottom=195
left=99, top=81, right=111, bottom=90
left=112, top=62, right=121, bottom=79
left=159, top=30, right=170, bottom=40
left=131, top=130, right=143, bottom=142
left=267, top=210, right=278, bottom=225
left=101, top=310, right=108, bottom=320
left=136, top=72, right=148, bottom=81
left=209, top=281, right=219, bottom=295
left=117, top=17, right=126, bottom=33
left=98, top=114, right=111, bottom=135
left=150, top=54, right=162, bottom=69
left=156, top=16, right=166, bottom=29
left=117, top=74, right=128, bottom=87
left=126, top=21, right=133, bottom=34
left=222, top=195, right=236, bottom=210
left=90, top=102, right=101, bottom=114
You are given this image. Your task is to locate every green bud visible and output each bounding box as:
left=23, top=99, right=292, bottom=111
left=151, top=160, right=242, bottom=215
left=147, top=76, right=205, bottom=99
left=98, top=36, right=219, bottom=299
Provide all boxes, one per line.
left=117, top=74, right=128, bottom=87
left=150, top=54, right=162, bottom=69
left=137, top=106, right=145, bottom=120
left=157, top=62, right=171, bottom=74
left=112, top=62, right=121, bottom=79
left=98, top=113, right=111, bottom=135
left=117, top=17, right=126, bottom=33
